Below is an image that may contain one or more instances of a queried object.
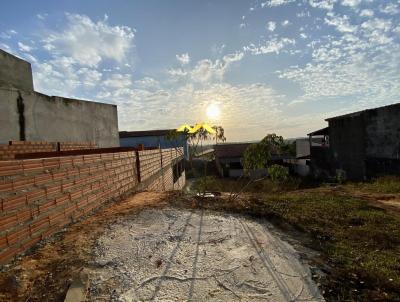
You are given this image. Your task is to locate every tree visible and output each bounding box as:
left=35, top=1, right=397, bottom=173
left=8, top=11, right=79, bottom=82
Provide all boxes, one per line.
left=243, top=134, right=285, bottom=173
left=168, top=124, right=226, bottom=196
left=212, top=126, right=226, bottom=145
left=228, top=133, right=288, bottom=201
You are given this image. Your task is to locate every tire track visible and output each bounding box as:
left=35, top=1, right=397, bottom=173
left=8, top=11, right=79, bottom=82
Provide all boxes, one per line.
left=187, top=207, right=204, bottom=301
left=237, top=218, right=296, bottom=302
left=148, top=210, right=194, bottom=301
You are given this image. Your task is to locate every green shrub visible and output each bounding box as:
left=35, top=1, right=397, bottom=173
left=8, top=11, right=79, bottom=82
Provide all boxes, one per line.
left=267, top=164, right=289, bottom=182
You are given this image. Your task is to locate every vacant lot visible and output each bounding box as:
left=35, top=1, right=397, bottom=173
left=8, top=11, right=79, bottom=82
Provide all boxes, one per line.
left=187, top=176, right=400, bottom=301
left=0, top=192, right=323, bottom=301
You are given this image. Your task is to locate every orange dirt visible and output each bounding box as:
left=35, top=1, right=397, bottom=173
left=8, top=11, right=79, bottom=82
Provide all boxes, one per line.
left=0, top=191, right=175, bottom=302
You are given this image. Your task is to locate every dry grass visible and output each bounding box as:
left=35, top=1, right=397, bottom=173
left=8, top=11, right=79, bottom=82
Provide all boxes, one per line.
left=183, top=181, right=400, bottom=301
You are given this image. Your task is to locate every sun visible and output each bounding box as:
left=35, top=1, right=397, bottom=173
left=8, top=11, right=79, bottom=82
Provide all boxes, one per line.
left=206, top=104, right=220, bottom=120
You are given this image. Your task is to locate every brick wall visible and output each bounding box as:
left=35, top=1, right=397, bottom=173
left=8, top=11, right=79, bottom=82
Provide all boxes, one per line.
left=0, top=147, right=184, bottom=264
left=0, top=141, right=98, bottom=160
left=0, top=151, right=137, bottom=264
left=59, top=142, right=97, bottom=151
left=140, top=148, right=185, bottom=191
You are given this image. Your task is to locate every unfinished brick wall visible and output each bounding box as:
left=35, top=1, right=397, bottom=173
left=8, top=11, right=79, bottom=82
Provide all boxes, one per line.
left=0, top=141, right=56, bottom=160
left=0, top=141, right=98, bottom=160
left=0, top=147, right=185, bottom=264
left=0, top=151, right=137, bottom=264
left=59, top=142, right=97, bottom=151
left=140, top=148, right=185, bottom=191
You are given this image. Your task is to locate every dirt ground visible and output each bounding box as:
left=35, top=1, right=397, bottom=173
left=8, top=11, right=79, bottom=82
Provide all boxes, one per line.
left=0, top=192, right=323, bottom=301
left=0, top=192, right=171, bottom=302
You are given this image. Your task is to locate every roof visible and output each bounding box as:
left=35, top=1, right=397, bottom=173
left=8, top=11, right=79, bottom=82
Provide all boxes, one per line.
left=214, top=143, right=252, bottom=158
left=119, top=129, right=176, bottom=138
left=325, top=102, right=400, bottom=121
left=307, top=127, right=329, bottom=136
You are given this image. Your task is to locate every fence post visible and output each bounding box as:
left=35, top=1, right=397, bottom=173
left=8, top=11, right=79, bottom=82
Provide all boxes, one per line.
left=135, top=150, right=141, bottom=183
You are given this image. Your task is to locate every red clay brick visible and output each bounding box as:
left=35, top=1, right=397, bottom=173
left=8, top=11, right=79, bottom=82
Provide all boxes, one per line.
left=42, top=158, right=60, bottom=169
left=70, top=190, right=83, bottom=201
left=72, top=156, right=84, bottom=166
left=41, top=227, right=58, bottom=239
left=2, top=195, right=27, bottom=211
left=0, top=236, right=7, bottom=250
left=64, top=205, right=76, bottom=216
left=12, top=177, right=35, bottom=190
left=59, top=157, right=73, bottom=167
left=0, top=162, right=23, bottom=176
left=49, top=212, right=64, bottom=225
left=62, top=181, right=74, bottom=192
left=38, top=200, right=56, bottom=213
left=7, top=226, right=30, bottom=246
left=45, top=184, right=62, bottom=197
left=74, top=178, right=86, bottom=186
left=76, top=199, right=88, bottom=209
left=0, top=181, right=13, bottom=193
left=65, top=167, right=79, bottom=176
left=0, top=246, right=21, bottom=264
left=26, top=189, right=46, bottom=203
left=30, top=207, right=39, bottom=218
left=52, top=171, right=67, bottom=181
left=22, top=236, right=41, bottom=251
left=22, top=159, right=44, bottom=173
left=55, top=194, right=70, bottom=206
left=29, top=217, right=50, bottom=235
left=17, top=209, right=32, bottom=223
left=34, top=174, right=53, bottom=185
left=79, top=167, right=90, bottom=175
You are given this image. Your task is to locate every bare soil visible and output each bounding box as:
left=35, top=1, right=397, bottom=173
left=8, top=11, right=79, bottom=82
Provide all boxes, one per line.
left=0, top=191, right=323, bottom=301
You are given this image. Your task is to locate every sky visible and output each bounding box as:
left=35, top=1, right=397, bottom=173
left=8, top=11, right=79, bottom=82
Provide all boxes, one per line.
left=0, top=0, right=399, bottom=142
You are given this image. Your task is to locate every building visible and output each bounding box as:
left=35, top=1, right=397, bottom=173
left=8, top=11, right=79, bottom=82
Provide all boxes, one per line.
left=308, top=103, right=400, bottom=180
left=0, top=49, right=119, bottom=147
left=214, top=143, right=252, bottom=178
left=119, top=129, right=189, bottom=159
left=284, top=138, right=310, bottom=176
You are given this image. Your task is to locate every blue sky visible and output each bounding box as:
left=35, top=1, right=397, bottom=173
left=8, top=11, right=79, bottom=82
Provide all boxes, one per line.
left=1, top=0, right=399, bottom=141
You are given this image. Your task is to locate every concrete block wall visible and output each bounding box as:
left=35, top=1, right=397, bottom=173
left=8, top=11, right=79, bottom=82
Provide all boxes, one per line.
left=0, top=50, right=34, bottom=91
left=0, top=147, right=185, bottom=264
left=0, top=141, right=97, bottom=160
left=0, top=88, right=119, bottom=147
left=0, top=151, right=137, bottom=264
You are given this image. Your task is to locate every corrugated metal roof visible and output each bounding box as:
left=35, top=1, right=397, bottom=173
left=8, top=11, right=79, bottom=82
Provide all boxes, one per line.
left=214, top=143, right=252, bottom=158
left=119, top=129, right=176, bottom=138
left=307, top=127, right=329, bottom=136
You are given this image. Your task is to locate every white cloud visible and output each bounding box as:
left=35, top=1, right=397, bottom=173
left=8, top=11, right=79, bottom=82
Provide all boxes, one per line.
left=0, top=29, right=17, bottom=39
left=267, top=21, right=277, bottom=32
left=380, top=3, right=400, bottom=15
left=281, top=20, right=291, bottom=27
left=42, top=13, right=135, bottom=67
left=37, top=13, right=48, bottom=20
left=279, top=20, right=400, bottom=108
left=103, top=73, right=132, bottom=89
left=309, top=0, right=337, bottom=10
left=176, top=53, right=190, bottom=65
left=134, top=77, right=160, bottom=90
left=18, top=42, right=33, bottom=52
left=222, top=51, right=244, bottom=64
left=262, top=0, right=295, bottom=7
left=341, top=0, right=361, bottom=7
left=360, top=9, right=374, bottom=17
left=324, top=13, right=357, bottom=32
left=244, top=38, right=296, bottom=55
left=191, top=59, right=225, bottom=83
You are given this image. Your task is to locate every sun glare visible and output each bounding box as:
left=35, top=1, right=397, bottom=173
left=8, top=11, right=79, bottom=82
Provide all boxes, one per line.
left=206, top=104, right=220, bottom=120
